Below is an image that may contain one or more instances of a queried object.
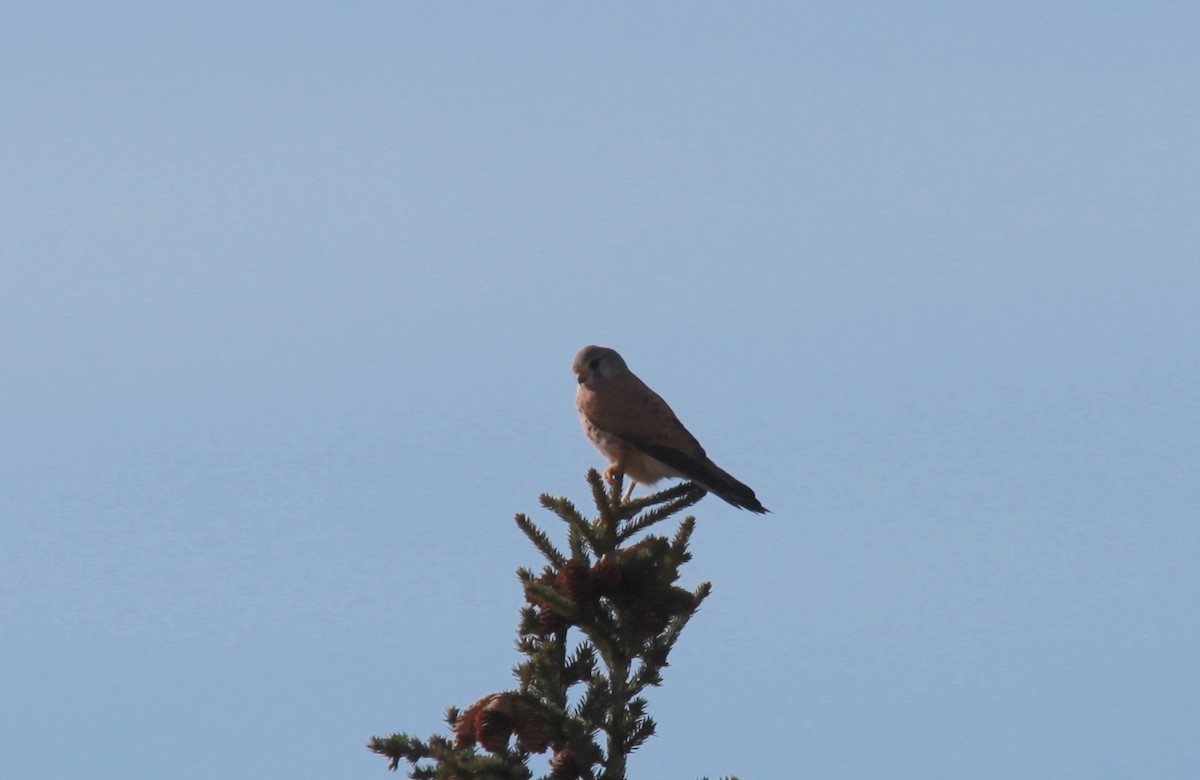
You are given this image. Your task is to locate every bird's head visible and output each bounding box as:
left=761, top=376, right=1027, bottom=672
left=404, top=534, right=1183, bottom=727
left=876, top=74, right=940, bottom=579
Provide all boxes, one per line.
left=573, top=345, right=629, bottom=387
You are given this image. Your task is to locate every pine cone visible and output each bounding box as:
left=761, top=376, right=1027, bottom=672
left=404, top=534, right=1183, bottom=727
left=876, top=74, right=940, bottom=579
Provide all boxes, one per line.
left=511, top=696, right=551, bottom=753
left=453, top=695, right=492, bottom=749
left=477, top=693, right=516, bottom=753
left=634, top=597, right=672, bottom=639
left=556, top=559, right=598, bottom=609
left=550, top=748, right=582, bottom=780
left=591, top=555, right=622, bottom=596
left=534, top=607, right=569, bottom=636
left=609, top=537, right=673, bottom=601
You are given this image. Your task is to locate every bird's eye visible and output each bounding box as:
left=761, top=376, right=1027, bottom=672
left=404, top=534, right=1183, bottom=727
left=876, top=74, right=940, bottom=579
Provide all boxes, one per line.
left=588, top=358, right=599, bottom=370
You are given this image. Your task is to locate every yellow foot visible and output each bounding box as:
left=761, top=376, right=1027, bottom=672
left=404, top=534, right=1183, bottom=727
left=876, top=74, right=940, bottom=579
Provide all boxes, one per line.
left=603, top=465, right=620, bottom=485
left=622, top=482, right=637, bottom=503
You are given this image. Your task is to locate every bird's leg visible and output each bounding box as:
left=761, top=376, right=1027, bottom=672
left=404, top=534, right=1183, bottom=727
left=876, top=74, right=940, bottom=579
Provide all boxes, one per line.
left=603, top=463, right=637, bottom=503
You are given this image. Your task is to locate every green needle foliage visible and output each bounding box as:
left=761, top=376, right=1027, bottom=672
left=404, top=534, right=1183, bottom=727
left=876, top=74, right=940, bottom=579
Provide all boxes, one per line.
left=368, top=469, right=736, bottom=780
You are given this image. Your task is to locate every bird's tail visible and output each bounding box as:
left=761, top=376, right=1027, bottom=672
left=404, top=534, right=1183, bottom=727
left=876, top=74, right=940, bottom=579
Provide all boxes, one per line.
left=626, top=437, right=770, bottom=514
left=690, top=458, right=769, bottom=514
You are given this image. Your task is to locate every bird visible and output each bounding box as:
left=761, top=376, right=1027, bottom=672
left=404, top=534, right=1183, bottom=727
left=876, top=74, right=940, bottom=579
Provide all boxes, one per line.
left=572, top=345, right=768, bottom=513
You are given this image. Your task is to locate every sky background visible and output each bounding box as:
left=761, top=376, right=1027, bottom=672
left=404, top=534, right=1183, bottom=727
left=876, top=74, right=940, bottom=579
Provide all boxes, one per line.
left=3, top=3, right=1198, bottom=779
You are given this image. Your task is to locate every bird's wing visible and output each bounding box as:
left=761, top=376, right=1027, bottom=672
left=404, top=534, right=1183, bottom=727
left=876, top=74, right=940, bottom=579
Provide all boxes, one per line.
left=580, top=373, right=705, bottom=456
left=620, top=438, right=767, bottom=512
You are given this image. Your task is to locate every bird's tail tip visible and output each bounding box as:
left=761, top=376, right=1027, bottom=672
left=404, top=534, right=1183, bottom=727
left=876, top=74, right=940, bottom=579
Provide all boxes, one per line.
left=693, top=465, right=770, bottom=514
left=732, top=496, right=770, bottom=514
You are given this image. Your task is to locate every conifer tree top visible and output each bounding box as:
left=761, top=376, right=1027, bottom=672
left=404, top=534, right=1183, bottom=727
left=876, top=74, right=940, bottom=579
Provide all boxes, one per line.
left=369, top=470, right=743, bottom=780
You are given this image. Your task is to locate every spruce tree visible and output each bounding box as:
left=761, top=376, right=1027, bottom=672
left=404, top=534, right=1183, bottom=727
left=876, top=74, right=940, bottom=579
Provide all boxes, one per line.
left=368, top=469, right=741, bottom=780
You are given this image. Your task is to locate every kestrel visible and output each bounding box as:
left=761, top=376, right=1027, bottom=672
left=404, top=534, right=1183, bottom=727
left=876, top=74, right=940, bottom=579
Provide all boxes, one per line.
left=573, top=345, right=769, bottom=513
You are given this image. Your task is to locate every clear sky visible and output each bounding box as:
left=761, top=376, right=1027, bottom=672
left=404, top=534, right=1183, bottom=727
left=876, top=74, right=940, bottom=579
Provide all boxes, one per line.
left=3, top=3, right=1197, bottom=778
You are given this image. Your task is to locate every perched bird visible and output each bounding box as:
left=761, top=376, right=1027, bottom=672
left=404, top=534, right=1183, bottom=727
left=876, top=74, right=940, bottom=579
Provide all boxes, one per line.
left=572, top=345, right=768, bottom=513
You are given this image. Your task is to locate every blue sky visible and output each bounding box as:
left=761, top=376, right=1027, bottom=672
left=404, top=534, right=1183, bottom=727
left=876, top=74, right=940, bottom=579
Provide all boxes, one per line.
left=2, top=3, right=1197, bottom=778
